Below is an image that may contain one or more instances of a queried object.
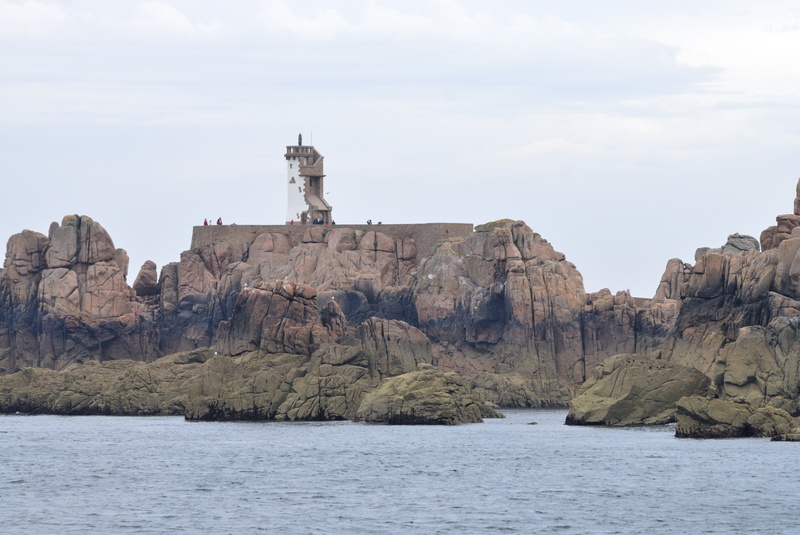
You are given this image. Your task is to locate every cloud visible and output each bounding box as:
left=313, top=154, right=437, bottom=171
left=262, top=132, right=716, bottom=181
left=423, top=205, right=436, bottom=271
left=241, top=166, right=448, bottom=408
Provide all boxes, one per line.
left=2, top=1, right=800, bottom=298
left=0, top=0, right=67, bottom=38
left=135, top=1, right=224, bottom=39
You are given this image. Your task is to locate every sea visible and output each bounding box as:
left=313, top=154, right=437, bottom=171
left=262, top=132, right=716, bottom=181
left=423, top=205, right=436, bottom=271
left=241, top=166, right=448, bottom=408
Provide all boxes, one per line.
left=1, top=409, right=798, bottom=535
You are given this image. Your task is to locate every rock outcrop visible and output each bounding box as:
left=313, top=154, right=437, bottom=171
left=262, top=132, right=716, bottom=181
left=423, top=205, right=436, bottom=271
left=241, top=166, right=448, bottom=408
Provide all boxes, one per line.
left=563, top=179, right=800, bottom=432
left=565, top=354, right=711, bottom=426
left=675, top=396, right=799, bottom=438
left=355, top=365, right=500, bottom=424
left=652, top=183, right=800, bottom=406
left=707, top=316, right=800, bottom=414
left=216, top=281, right=341, bottom=358
left=0, top=348, right=214, bottom=416
left=411, top=220, right=674, bottom=404
left=0, top=216, right=679, bottom=411
left=7, top=177, right=800, bottom=425
left=760, top=180, right=800, bottom=251
left=183, top=281, right=436, bottom=421
left=0, top=215, right=159, bottom=373
left=132, top=260, right=159, bottom=297
left=0, top=296, right=500, bottom=424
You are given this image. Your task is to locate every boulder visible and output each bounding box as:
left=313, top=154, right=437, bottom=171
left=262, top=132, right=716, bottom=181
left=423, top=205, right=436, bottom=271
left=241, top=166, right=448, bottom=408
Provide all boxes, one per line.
left=721, top=233, right=760, bottom=254
left=133, top=260, right=159, bottom=297
left=355, top=366, right=501, bottom=424
left=565, top=354, right=711, bottom=426
left=675, top=396, right=800, bottom=438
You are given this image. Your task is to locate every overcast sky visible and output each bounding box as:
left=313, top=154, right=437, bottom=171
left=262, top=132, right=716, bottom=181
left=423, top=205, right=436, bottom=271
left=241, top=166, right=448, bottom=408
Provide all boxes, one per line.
left=2, top=0, right=800, bottom=297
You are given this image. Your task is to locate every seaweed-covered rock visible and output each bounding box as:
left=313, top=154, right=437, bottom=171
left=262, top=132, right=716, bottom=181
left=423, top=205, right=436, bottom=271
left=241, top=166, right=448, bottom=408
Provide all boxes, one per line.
left=565, top=354, right=710, bottom=426
left=0, top=349, right=214, bottom=415
left=355, top=366, right=501, bottom=425
left=675, top=396, right=799, bottom=438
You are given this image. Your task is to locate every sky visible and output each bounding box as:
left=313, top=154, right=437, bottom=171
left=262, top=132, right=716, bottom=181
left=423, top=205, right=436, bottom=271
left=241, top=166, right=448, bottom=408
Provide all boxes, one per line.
left=2, top=0, right=800, bottom=298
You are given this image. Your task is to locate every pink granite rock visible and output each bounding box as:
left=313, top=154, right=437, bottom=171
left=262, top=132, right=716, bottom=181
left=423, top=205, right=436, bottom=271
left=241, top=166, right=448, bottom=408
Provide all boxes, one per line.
left=133, top=260, right=159, bottom=297
left=0, top=216, right=158, bottom=373
left=216, top=281, right=337, bottom=357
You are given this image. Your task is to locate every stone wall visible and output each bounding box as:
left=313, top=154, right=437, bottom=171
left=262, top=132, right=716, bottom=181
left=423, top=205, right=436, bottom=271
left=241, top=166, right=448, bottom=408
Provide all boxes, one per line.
left=191, top=223, right=474, bottom=264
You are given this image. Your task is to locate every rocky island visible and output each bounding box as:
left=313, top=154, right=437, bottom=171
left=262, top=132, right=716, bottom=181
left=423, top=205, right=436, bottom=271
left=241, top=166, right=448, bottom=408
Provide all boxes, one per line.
left=0, top=211, right=679, bottom=424
left=3, top=158, right=800, bottom=431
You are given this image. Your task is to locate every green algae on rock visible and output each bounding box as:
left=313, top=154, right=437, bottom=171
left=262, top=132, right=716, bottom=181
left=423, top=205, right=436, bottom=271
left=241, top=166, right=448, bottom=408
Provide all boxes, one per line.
left=355, top=365, right=502, bottom=425
left=565, top=354, right=710, bottom=426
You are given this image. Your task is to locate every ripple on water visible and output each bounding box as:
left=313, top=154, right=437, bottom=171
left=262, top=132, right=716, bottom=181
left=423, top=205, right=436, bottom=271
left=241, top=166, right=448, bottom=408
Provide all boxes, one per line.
left=1, top=412, right=800, bottom=534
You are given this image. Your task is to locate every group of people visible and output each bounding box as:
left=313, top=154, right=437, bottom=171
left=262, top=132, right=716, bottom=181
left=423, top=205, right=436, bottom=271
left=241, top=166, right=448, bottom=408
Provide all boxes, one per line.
left=289, top=218, right=336, bottom=225
left=206, top=217, right=386, bottom=226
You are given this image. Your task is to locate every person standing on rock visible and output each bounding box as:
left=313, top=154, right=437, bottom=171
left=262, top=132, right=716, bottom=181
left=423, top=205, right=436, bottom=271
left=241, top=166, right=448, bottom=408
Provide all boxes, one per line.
left=203, top=219, right=208, bottom=226
left=217, top=217, right=222, bottom=225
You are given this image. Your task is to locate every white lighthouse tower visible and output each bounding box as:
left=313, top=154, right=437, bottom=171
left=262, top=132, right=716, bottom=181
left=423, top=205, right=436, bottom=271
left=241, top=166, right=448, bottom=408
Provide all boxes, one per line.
left=285, top=133, right=333, bottom=224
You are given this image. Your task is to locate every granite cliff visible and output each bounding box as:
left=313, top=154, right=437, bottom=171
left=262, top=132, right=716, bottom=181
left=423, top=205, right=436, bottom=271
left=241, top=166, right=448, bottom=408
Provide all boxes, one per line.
left=567, top=179, right=800, bottom=437
left=652, top=180, right=800, bottom=417
left=10, top=178, right=800, bottom=429
left=0, top=215, right=678, bottom=418
left=0, top=279, right=500, bottom=423
left=0, top=215, right=159, bottom=372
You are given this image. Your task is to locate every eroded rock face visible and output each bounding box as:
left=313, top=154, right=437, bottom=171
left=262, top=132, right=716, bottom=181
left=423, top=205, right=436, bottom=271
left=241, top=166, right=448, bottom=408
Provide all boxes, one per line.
left=555, top=180, right=800, bottom=429
left=216, top=281, right=340, bottom=357
left=194, top=220, right=675, bottom=405
left=0, top=349, right=215, bottom=415
left=565, top=354, right=711, bottom=426
left=0, top=216, right=158, bottom=373
left=411, top=220, right=674, bottom=404
left=612, top=182, right=800, bottom=420
left=156, top=226, right=424, bottom=352
left=675, top=396, right=799, bottom=438
left=0, top=313, right=448, bottom=423
left=710, top=316, right=800, bottom=414
left=0, top=215, right=679, bottom=410
left=656, top=233, right=800, bottom=381
left=181, top=283, right=435, bottom=421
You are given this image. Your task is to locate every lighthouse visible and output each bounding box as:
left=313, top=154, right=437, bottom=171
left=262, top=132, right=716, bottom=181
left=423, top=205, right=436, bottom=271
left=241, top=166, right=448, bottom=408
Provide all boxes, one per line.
left=285, top=133, right=333, bottom=224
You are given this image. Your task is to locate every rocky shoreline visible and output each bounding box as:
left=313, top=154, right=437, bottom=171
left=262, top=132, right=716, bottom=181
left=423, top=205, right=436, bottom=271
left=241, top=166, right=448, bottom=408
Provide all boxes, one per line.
left=0, top=215, right=669, bottom=423
left=5, top=180, right=800, bottom=430
left=561, top=180, right=800, bottom=438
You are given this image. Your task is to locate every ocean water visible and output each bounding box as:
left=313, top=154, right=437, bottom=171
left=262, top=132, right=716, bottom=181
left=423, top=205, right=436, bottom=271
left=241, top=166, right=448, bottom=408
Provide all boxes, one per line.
left=1, top=409, right=798, bottom=535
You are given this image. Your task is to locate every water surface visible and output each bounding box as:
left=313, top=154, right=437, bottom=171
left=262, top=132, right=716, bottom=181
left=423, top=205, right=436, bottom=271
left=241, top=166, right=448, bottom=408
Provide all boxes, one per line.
left=2, top=409, right=797, bottom=534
